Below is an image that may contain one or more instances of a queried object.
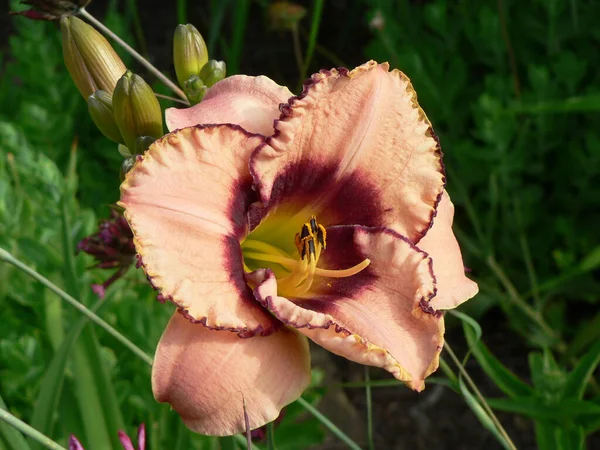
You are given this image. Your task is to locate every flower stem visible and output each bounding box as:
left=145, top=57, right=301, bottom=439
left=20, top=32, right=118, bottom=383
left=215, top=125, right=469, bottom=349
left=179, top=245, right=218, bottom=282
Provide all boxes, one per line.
left=444, top=341, right=517, bottom=450
left=0, top=247, right=154, bottom=366
left=78, top=9, right=189, bottom=104
left=0, top=408, right=68, bottom=450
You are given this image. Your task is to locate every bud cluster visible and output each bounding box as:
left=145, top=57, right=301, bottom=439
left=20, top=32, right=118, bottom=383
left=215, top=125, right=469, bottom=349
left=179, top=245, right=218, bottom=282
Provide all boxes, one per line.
left=60, top=16, right=163, bottom=175
left=173, top=24, right=226, bottom=104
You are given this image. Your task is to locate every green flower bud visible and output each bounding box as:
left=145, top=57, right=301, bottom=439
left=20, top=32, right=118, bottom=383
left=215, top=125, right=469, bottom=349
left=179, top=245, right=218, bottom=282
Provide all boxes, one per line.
left=199, top=60, right=226, bottom=88
left=173, top=24, right=208, bottom=88
left=113, top=71, right=163, bottom=152
left=87, top=90, right=123, bottom=143
left=182, top=75, right=208, bottom=105
left=60, top=16, right=127, bottom=98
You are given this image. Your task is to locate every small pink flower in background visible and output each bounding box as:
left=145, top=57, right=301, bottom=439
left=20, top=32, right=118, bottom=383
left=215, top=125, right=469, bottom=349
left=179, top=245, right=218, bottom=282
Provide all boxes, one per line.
left=77, top=210, right=136, bottom=298
left=69, top=424, right=145, bottom=450
left=119, top=61, right=478, bottom=436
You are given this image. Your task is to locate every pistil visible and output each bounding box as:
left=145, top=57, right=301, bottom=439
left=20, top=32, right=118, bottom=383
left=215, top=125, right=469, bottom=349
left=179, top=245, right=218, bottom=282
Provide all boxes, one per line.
left=242, top=216, right=371, bottom=298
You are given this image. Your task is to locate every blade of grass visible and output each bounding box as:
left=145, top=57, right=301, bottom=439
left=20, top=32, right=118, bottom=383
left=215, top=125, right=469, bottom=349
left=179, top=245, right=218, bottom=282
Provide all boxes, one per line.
left=208, top=0, right=232, bottom=55
left=266, top=422, right=275, bottom=450
left=295, top=397, right=362, bottom=450
left=564, top=338, right=600, bottom=399
left=298, top=0, right=324, bottom=85
left=219, top=436, right=237, bottom=450
left=364, top=366, right=374, bottom=450
left=29, top=299, right=104, bottom=449
left=227, top=0, right=250, bottom=75
left=444, top=341, right=517, bottom=450
left=0, top=407, right=65, bottom=450
left=60, top=192, right=125, bottom=449
left=458, top=379, right=511, bottom=450
left=0, top=248, right=153, bottom=366
left=0, top=393, right=30, bottom=450
left=462, top=320, right=533, bottom=398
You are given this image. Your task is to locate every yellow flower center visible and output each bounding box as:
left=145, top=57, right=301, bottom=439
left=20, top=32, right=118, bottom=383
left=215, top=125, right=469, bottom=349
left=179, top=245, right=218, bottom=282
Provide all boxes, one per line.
left=241, top=216, right=370, bottom=298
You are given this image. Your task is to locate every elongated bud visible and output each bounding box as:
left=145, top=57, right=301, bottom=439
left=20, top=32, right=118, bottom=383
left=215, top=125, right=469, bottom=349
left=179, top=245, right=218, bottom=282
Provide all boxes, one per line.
left=61, top=16, right=127, bottom=98
left=87, top=90, right=123, bottom=143
left=173, top=24, right=208, bottom=88
left=199, top=60, right=226, bottom=88
left=113, top=71, right=163, bottom=152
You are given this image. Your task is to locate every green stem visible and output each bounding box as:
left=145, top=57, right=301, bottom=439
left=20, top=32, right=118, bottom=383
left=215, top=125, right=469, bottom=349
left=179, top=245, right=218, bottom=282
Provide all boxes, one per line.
left=364, top=366, right=374, bottom=450
left=0, top=408, right=67, bottom=450
left=299, top=0, right=324, bottom=85
left=444, top=341, right=517, bottom=450
left=295, top=397, right=362, bottom=450
left=266, top=421, right=276, bottom=450
left=0, top=248, right=154, bottom=366
left=78, top=9, right=189, bottom=103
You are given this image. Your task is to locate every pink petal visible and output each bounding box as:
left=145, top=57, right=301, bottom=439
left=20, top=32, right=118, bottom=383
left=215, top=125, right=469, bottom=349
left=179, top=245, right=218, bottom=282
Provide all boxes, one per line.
left=418, top=191, right=478, bottom=309
left=166, top=75, right=293, bottom=135
left=117, top=431, right=135, bottom=450
left=119, top=125, right=280, bottom=336
left=249, top=226, right=444, bottom=391
left=251, top=61, right=444, bottom=243
left=69, top=436, right=85, bottom=450
left=136, top=424, right=145, bottom=450
left=152, top=312, right=311, bottom=436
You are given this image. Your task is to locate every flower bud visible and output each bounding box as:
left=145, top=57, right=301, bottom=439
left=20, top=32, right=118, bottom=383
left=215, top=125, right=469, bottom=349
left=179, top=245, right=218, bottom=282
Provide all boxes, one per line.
left=182, top=75, right=208, bottom=105
left=87, top=90, right=123, bottom=143
left=173, top=24, right=208, bottom=88
left=268, top=1, right=306, bottom=31
left=61, top=16, right=127, bottom=98
left=199, top=60, right=226, bottom=88
left=112, top=71, right=163, bottom=152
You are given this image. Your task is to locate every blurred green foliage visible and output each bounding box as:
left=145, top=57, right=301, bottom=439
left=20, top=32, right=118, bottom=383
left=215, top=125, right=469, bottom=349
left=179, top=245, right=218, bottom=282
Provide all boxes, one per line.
left=1, top=0, right=600, bottom=449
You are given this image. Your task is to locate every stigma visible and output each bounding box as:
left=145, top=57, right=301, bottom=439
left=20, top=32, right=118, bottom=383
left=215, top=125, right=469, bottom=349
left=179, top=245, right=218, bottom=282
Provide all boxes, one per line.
left=242, top=216, right=370, bottom=298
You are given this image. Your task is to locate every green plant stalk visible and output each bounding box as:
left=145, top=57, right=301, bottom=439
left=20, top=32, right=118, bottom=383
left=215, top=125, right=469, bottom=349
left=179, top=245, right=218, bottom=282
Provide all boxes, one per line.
left=299, top=0, right=324, bottom=84
left=364, top=366, right=374, bottom=450
left=0, top=409, right=67, bottom=450
left=295, top=397, right=362, bottom=450
left=266, top=421, right=275, bottom=450
left=0, top=248, right=153, bottom=366
left=444, top=341, right=517, bottom=450
left=78, top=9, right=188, bottom=103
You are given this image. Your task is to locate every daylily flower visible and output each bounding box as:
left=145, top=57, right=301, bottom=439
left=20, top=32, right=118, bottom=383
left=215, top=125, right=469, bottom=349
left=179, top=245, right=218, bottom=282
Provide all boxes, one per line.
left=69, top=423, right=145, bottom=450
left=119, top=61, right=478, bottom=436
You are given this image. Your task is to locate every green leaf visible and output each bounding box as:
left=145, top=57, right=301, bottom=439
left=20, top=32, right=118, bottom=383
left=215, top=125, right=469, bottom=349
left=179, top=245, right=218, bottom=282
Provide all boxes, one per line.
left=487, top=397, right=600, bottom=420
left=563, top=338, right=600, bottom=400
left=0, top=393, right=30, bottom=450
left=29, top=300, right=103, bottom=450
left=534, top=420, right=557, bottom=450
left=458, top=379, right=512, bottom=450
left=463, top=321, right=533, bottom=398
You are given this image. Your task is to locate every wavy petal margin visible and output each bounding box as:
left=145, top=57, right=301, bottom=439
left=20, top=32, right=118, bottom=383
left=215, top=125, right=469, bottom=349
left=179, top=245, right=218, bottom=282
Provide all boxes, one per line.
left=166, top=75, right=293, bottom=135
left=152, top=312, right=311, bottom=436
left=250, top=61, right=445, bottom=243
left=418, top=191, right=479, bottom=309
left=249, top=226, right=444, bottom=391
left=119, top=125, right=280, bottom=336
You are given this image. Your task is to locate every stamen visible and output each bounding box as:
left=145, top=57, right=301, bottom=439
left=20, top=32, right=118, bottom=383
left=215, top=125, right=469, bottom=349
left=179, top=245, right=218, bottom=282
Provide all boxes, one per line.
left=242, top=216, right=369, bottom=297
left=242, top=239, right=292, bottom=258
